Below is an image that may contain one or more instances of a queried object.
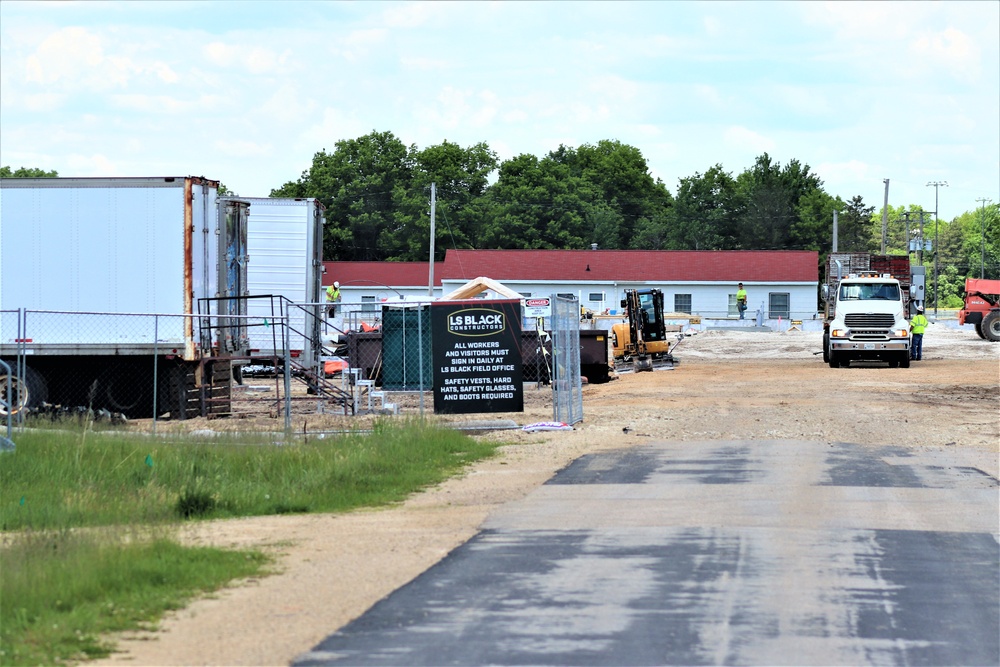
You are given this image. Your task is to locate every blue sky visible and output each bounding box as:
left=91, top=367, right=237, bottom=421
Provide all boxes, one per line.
left=1, top=1, right=997, bottom=222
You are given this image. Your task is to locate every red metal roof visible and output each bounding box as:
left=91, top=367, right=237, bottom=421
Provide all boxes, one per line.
left=323, top=261, right=444, bottom=288
left=325, top=250, right=818, bottom=287
left=441, top=250, right=818, bottom=283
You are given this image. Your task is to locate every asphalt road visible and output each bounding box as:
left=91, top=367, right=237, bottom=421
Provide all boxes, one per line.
left=295, top=440, right=1000, bottom=666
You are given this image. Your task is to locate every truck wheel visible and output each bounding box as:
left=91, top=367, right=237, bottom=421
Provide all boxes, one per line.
left=102, top=363, right=154, bottom=417
left=983, top=311, right=1000, bottom=342
left=900, top=353, right=910, bottom=368
left=0, top=365, right=48, bottom=416
left=975, top=319, right=986, bottom=339
left=822, top=332, right=830, bottom=363
left=828, top=352, right=840, bottom=368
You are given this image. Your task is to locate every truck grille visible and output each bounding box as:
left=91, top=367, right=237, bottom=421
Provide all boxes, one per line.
left=845, top=313, right=894, bottom=328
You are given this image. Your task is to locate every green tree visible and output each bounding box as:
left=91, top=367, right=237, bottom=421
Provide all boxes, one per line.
left=669, top=165, right=739, bottom=250
left=951, top=204, right=1000, bottom=280
left=484, top=140, right=672, bottom=251
left=0, top=166, right=58, bottom=177
left=272, top=131, right=414, bottom=261
left=836, top=195, right=876, bottom=252
left=734, top=154, right=824, bottom=249
left=388, top=140, right=499, bottom=261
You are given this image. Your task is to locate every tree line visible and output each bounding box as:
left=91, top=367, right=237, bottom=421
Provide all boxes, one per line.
left=4, top=131, right=997, bottom=305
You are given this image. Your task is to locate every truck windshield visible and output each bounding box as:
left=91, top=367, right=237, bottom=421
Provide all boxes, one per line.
left=839, top=283, right=900, bottom=301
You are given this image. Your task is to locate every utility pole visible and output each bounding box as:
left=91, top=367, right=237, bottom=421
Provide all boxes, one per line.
left=926, top=181, right=948, bottom=318
left=881, top=178, right=890, bottom=253
left=917, top=211, right=925, bottom=266
left=902, top=211, right=911, bottom=260
left=428, top=182, right=436, bottom=297
left=832, top=209, right=839, bottom=252
left=977, top=197, right=993, bottom=279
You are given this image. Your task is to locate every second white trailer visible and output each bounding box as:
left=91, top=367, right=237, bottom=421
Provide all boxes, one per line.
left=239, top=197, right=325, bottom=362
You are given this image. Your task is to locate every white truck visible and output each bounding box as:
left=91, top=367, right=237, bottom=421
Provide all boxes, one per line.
left=822, top=253, right=919, bottom=369
left=236, top=197, right=326, bottom=365
left=0, top=176, right=248, bottom=418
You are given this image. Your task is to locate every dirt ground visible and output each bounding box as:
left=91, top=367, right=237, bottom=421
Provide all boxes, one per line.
left=94, top=323, right=999, bottom=667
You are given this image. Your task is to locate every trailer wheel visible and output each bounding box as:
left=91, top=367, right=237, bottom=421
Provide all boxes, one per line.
left=102, top=363, right=154, bottom=417
left=0, top=365, right=48, bottom=416
left=983, top=310, right=1000, bottom=342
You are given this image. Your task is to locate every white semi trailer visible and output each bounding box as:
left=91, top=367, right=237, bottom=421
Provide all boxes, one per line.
left=0, top=176, right=249, bottom=418
left=236, top=197, right=325, bottom=364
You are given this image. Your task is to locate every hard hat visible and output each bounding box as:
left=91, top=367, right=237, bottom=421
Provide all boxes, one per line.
left=915, top=304, right=923, bottom=311
left=333, top=281, right=340, bottom=288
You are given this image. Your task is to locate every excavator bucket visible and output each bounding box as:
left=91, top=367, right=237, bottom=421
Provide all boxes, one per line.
left=635, top=356, right=654, bottom=372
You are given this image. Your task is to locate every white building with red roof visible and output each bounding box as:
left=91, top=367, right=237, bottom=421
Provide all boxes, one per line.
left=324, top=249, right=819, bottom=321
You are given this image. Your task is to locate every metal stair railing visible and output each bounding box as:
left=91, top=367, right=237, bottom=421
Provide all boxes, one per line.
left=274, top=297, right=355, bottom=413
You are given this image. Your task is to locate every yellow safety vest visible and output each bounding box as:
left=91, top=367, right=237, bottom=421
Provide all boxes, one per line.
left=910, top=314, right=928, bottom=334
left=326, top=286, right=341, bottom=302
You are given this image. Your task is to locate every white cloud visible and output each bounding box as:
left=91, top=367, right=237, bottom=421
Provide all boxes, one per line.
left=14, top=92, right=67, bottom=112
left=910, top=27, right=980, bottom=84
left=110, top=93, right=228, bottom=114
left=723, top=126, right=775, bottom=154
left=257, top=84, right=318, bottom=124
left=66, top=152, right=119, bottom=176
left=379, top=2, right=445, bottom=29
left=203, top=42, right=290, bottom=74
left=304, top=108, right=368, bottom=149
left=400, top=56, right=450, bottom=71
left=25, top=27, right=104, bottom=85
left=815, top=159, right=873, bottom=188
left=213, top=139, right=271, bottom=158
left=331, top=28, right=388, bottom=62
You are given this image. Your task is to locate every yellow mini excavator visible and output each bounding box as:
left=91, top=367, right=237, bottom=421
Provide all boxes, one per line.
left=611, top=288, right=678, bottom=372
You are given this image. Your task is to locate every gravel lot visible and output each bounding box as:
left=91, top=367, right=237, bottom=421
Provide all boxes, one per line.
left=96, top=323, right=999, bottom=667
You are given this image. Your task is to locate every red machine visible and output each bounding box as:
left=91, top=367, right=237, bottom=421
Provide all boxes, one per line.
left=958, top=279, right=1000, bottom=341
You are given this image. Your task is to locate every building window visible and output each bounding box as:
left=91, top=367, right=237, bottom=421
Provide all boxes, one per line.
left=556, top=293, right=575, bottom=299
left=674, top=294, right=692, bottom=314
left=361, top=295, right=377, bottom=312
left=521, top=292, right=531, bottom=298
left=769, top=292, right=790, bottom=319
left=588, top=292, right=605, bottom=303
left=728, top=294, right=738, bottom=317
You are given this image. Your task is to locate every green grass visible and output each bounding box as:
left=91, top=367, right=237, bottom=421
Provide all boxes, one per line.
left=1, top=419, right=498, bottom=531
left=0, top=419, right=499, bottom=665
left=1, top=529, right=268, bottom=665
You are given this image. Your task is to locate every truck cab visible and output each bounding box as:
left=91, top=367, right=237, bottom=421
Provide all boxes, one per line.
left=825, top=272, right=911, bottom=368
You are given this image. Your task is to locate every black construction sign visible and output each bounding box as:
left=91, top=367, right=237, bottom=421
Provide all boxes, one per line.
left=432, top=299, right=524, bottom=414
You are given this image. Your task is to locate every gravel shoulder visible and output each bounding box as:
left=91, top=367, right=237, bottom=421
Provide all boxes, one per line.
left=94, top=324, right=999, bottom=666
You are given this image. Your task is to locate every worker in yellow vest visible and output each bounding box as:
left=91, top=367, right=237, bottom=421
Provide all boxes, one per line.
left=909, top=305, right=928, bottom=361
left=326, top=281, right=341, bottom=318
left=736, top=283, right=748, bottom=319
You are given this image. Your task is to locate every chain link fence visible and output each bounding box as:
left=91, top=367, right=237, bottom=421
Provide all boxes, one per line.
left=0, top=308, right=360, bottom=431
left=550, top=295, right=584, bottom=425
left=326, top=300, right=554, bottom=416
left=2, top=298, right=585, bottom=431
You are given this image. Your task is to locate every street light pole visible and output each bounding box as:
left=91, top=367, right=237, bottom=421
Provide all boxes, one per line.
left=926, top=181, right=948, bottom=318
left=976, top=198, right=992, bottom=279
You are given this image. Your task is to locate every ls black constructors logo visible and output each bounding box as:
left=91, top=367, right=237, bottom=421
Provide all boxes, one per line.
left=447, top=308, right=506, bottom=336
